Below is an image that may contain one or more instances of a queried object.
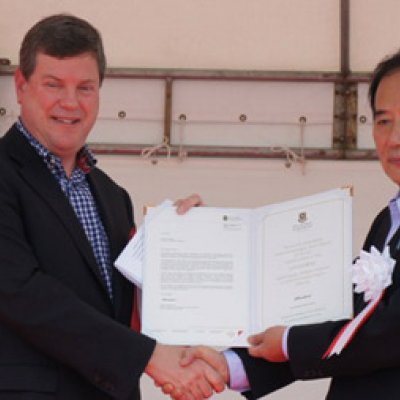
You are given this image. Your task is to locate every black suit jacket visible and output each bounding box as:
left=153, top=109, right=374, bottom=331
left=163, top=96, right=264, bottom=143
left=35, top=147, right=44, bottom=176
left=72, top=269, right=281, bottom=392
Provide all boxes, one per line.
left=235, top=203, right=400, bottom=399
left=0, top=125, right=155, bottom=399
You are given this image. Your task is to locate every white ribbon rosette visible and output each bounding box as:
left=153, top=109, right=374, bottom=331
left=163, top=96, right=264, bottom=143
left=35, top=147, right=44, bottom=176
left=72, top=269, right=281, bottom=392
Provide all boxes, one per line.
left=323, top=245, right=395, bottom=359
left=353, top=246, right=395, bottom=302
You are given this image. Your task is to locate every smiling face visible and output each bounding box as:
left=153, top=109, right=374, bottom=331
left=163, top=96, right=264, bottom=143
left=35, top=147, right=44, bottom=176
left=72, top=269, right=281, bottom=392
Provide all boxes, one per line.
left=15, top=52, right=100, bottom=174
left=373, top=69, right=400, bottom=185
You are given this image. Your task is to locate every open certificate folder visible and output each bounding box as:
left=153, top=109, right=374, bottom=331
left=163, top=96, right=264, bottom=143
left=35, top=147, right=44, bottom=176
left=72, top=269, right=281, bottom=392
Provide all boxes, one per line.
left=116, top=188, right=353, bottom=347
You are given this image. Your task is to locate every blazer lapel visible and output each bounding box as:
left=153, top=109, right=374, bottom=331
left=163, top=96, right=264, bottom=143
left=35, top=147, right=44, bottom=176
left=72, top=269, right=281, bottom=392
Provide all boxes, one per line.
left=387, top=225, right=400, bottom=289
left=373, top=208, right=391, bottom=252
left=5, top=128, right=108, bottom=293
left=87, top=172, right=128, bottom=312
left=389, top=226, right=400, bottom=255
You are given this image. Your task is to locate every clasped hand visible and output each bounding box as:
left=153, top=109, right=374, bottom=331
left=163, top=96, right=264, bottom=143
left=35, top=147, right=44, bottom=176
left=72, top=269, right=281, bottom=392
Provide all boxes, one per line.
left=148, top=326, right=288, bottom=399
left=145, top=344, right=228, bottom=400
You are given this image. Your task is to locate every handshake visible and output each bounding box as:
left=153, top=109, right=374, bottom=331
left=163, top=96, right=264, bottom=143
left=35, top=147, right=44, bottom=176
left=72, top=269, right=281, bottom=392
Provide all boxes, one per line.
left=144, top=326, right=287, bottom=400
left=145, top=344, right=228, bottom=400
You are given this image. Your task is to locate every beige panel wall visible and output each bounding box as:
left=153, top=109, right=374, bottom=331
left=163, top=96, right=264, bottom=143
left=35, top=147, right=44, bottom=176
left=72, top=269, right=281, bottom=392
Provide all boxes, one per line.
left=3, top=1, right=400, bottom=71
left=1, top=0, right=339, bottom=70
left=351, top=0, right=400, bottom=72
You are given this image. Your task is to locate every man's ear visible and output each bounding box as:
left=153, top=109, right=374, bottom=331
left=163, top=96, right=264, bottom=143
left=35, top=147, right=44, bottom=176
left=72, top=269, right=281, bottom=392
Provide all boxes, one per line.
left=14, top=68, right=27, bottom=104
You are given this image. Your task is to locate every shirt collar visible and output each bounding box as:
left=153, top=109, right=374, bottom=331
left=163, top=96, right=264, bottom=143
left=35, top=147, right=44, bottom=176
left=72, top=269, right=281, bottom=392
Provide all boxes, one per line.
left=389, top=190, right=400, bottom=208
left=16, top=118, right=97, bottom=175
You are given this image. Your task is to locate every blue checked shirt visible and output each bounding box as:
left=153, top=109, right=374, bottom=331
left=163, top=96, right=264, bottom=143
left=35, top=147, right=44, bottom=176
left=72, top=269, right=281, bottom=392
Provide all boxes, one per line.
left=16, top=119, right=114, bottom=299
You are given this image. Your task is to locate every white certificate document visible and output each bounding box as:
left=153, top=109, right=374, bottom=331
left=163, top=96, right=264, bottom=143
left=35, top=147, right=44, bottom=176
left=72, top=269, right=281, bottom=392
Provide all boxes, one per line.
left=253, top=190, right=353, bottom=333
left=117, top=188, right=353, bottom=347
left=142, top=207, right=253, bottom=346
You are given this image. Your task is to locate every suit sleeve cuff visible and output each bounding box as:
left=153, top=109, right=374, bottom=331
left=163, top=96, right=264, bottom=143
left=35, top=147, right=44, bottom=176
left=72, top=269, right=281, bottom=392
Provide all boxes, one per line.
left=283, top=326, right=290, bottom=360
left=223, top=349, right=250, bottom=392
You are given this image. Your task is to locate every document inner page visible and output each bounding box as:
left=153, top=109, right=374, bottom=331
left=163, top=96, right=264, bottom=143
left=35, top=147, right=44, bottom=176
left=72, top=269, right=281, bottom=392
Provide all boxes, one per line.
left=142, top=207, right=252, bottom=346
left=257, top=190, right=352, bottom=330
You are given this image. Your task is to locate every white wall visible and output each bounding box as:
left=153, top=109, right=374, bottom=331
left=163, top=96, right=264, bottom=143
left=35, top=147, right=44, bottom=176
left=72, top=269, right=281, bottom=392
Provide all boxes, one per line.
left=0, top=0, right=339, bottom=71
left=0, top=0, right=399, bottom=72
left=3, top=0, right=400, bottom=72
